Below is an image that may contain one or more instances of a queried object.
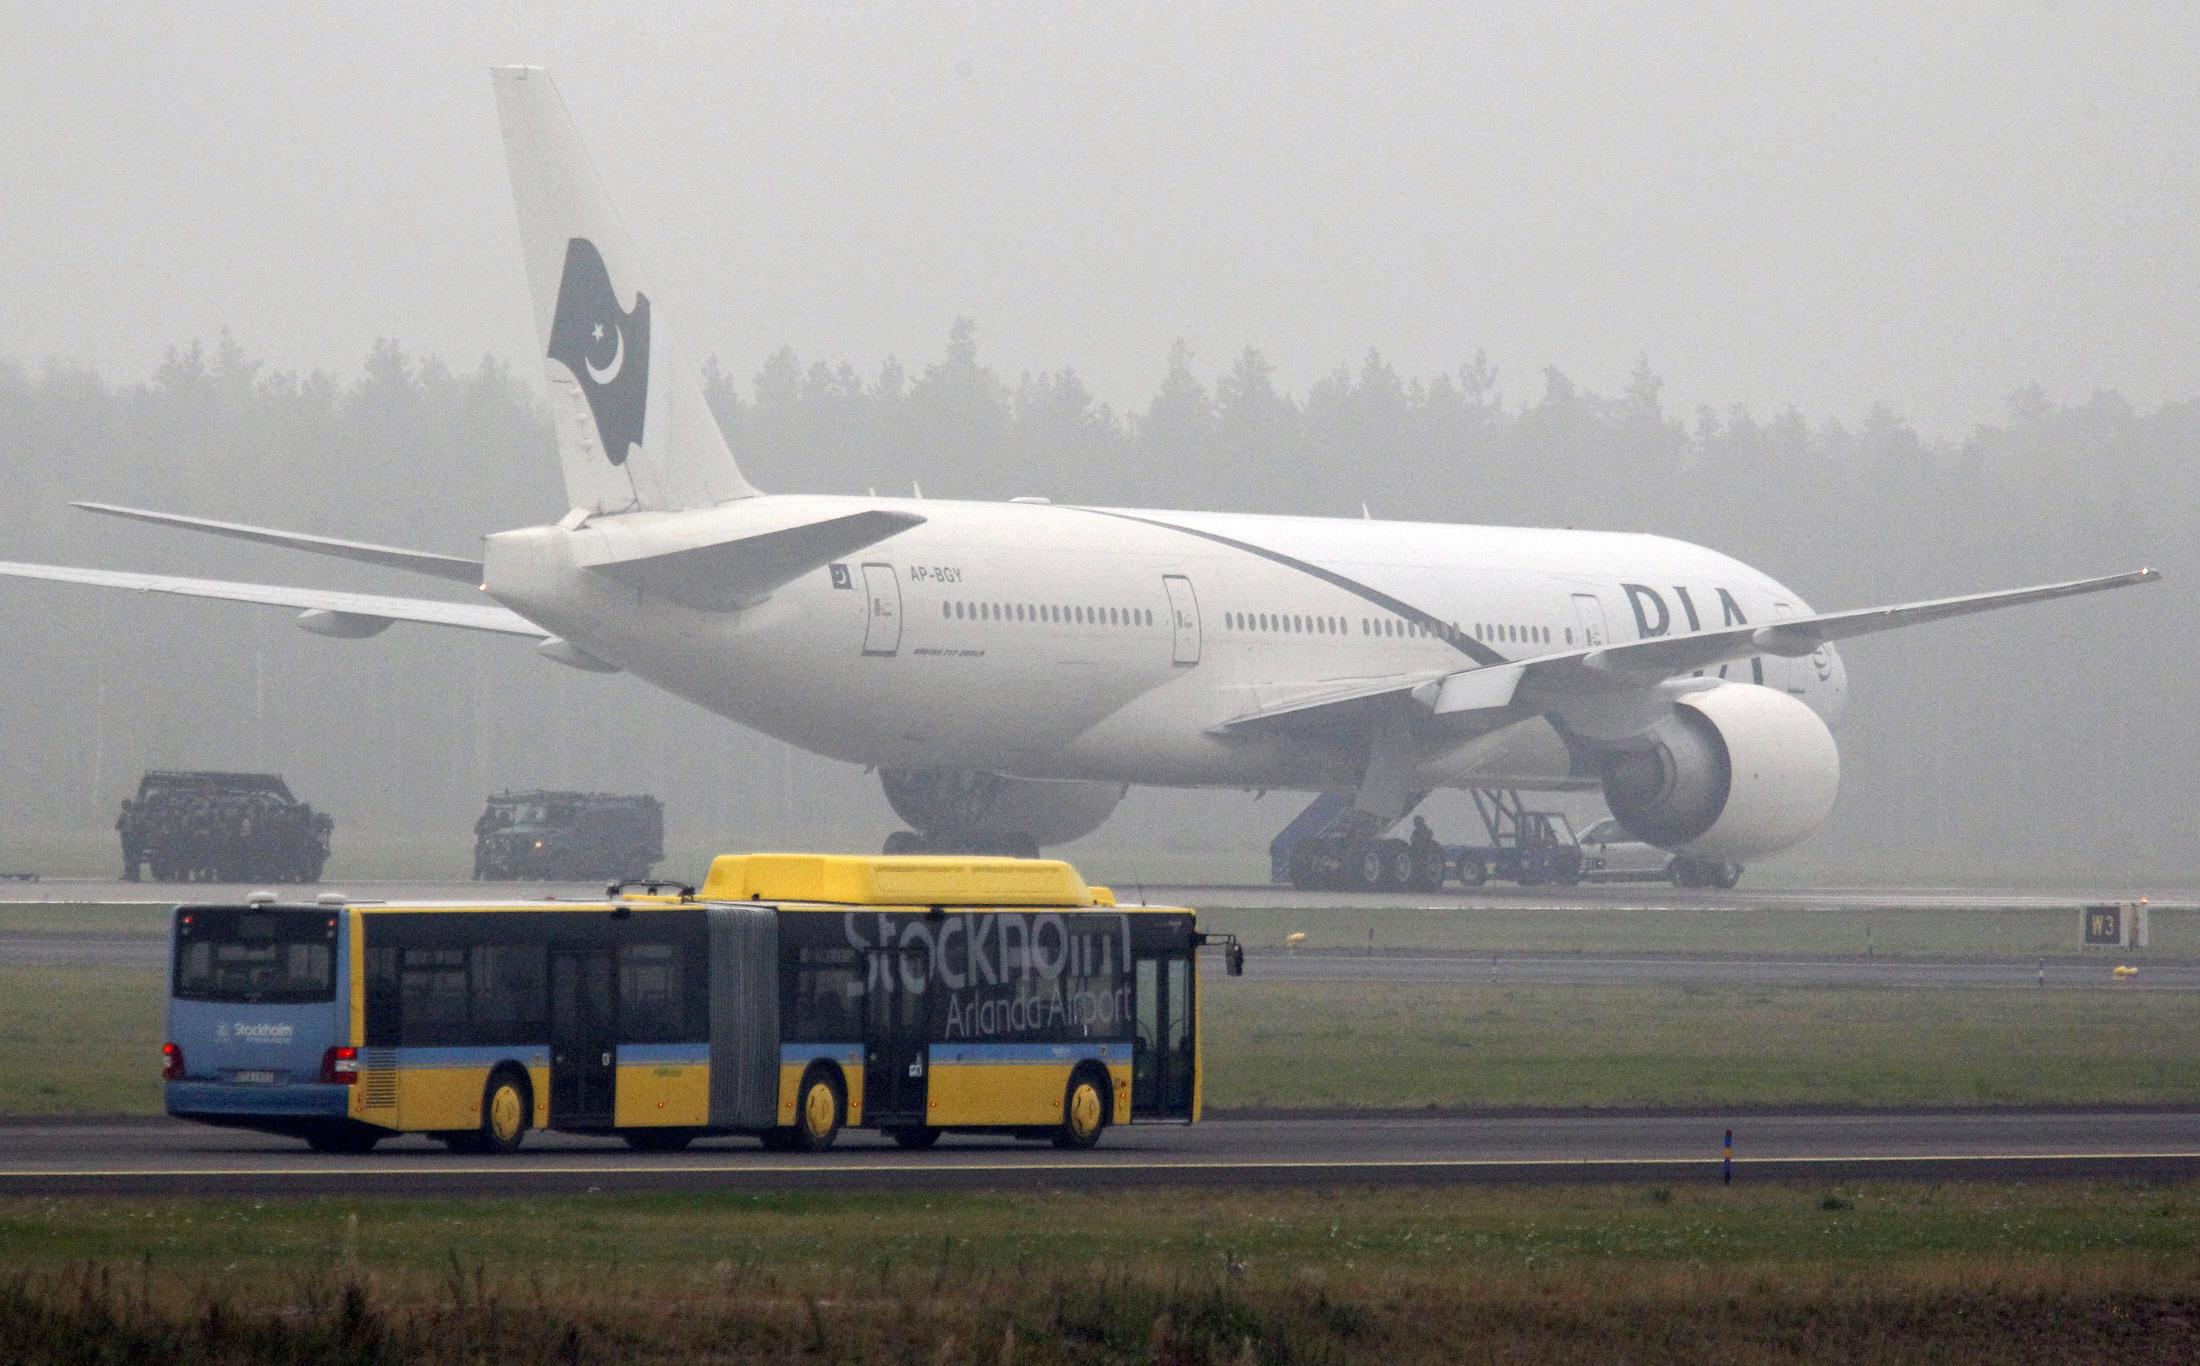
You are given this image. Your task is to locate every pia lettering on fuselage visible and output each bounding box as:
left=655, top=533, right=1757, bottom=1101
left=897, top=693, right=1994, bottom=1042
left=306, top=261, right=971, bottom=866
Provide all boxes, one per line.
left=840, top=910, right=1135, bottom=1042
left=1619, top=582, right=1832, bottom=684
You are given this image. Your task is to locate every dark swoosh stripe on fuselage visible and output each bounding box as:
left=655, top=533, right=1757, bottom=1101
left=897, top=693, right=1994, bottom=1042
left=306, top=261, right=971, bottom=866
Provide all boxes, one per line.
left=1069, top=508, right=1508, bottom=667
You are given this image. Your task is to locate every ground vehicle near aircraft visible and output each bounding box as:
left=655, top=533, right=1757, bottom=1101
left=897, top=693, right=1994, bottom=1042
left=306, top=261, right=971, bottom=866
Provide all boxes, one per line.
left=161, top=854, right=1234, bottom=1154
left=2, top=68, right=2157, bottom=879
left=1273, top=789, right=1588, bottom=891
left=472, top=790, right=663, bottom=881
left=120, top=771, right=332, bottom=884
left=1578, top=817, right=1743, bottom=888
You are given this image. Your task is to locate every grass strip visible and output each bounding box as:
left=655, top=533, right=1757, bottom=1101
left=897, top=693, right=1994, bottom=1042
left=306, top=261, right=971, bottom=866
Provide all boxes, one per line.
left=0, top=1182, right=2193, bottom=1362
left=4, top=968, right=2196, bottom=1118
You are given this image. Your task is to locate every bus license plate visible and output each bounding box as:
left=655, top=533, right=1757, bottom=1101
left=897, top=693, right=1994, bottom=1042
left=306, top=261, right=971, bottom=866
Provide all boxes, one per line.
left=230, top=1070, right=279, bottom=1085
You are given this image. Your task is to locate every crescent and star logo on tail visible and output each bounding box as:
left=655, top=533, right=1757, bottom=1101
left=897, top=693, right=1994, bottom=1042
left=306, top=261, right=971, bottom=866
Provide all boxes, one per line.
left=547, top=237, right=650, bottom=465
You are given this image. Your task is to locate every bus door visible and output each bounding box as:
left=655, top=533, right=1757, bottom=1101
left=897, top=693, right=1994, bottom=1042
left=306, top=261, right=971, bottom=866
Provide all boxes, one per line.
left=862, top=944, right=929, bottom=1125
left=1132, top=948, right=1195, bottom=1120
left=549, top=947, right=616, bottom=1127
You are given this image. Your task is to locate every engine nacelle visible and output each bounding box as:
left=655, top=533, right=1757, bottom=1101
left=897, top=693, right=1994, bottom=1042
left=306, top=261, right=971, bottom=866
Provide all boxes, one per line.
left=1599, top=683, right=1840, bottom=862
left=879, top=769, right=1126, bottom=848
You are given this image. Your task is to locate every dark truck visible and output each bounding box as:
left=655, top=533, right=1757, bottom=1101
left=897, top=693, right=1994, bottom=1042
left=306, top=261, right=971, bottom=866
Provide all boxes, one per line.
left=472, top=790, right=664, bottom=882
left=118, top=771, right=332, bottom=884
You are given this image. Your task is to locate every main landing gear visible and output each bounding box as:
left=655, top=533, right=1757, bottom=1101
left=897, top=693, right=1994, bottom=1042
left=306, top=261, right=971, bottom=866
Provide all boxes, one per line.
left=1282, top=833, right=1451, bottom=893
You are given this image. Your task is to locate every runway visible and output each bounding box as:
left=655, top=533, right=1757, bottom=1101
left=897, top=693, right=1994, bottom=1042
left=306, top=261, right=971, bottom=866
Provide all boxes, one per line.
left=3, top=876, right=2195, bottom=913
left=1, top=1109, right=2192, bottom=1197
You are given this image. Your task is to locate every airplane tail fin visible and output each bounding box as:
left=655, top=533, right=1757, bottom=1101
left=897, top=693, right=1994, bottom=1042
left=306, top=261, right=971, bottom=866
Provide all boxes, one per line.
left=492, top=65, right=759, bottom=514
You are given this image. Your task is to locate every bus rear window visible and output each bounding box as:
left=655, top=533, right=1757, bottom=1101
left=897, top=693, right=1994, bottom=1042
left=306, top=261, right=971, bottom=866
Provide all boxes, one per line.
left=173, top=909, right=339, bottom=1003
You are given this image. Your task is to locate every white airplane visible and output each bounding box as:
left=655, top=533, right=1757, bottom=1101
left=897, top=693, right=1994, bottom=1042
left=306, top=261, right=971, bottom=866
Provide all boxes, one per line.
left=0, top=68, right=2159, bottom=882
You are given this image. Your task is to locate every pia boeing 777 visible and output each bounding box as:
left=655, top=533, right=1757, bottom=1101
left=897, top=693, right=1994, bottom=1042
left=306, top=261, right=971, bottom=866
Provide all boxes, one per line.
left=0, top=67, right=2159, bottom=877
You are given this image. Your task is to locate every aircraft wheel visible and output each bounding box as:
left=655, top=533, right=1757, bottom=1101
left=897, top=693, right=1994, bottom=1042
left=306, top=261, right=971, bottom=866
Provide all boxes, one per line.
left=1346, top=844, right=1385, bottom=892
left=1377, top=841, right=1411, bottom=891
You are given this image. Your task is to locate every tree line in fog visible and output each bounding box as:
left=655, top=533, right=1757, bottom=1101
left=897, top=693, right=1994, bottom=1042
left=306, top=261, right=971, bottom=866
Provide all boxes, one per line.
left=0, top=326, right=2183, bottom=882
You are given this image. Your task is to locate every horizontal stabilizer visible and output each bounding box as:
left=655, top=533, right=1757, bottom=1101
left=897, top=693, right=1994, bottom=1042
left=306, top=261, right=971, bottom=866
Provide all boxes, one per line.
left=74, top=502, right=482, bottom=585
left=0, top=560, right=544, bottom=639
left=589, top=510, right=925, bottom=611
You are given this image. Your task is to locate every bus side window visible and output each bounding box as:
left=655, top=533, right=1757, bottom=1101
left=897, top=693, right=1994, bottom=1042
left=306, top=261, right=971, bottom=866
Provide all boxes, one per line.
left=619, top=943, right=688, bottom=1042
left=398, top=948, right=469, bottom=1045
left=789, top=945, right=863, bottom=1042
left=364, top=946, right=399, bottom=1044
left=473, top=944, right=548, bottom=1045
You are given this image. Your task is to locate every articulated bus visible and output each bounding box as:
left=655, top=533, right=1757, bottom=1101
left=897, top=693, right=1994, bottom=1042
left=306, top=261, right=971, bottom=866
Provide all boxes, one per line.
left=163, top=855, right=1240, bottom=1154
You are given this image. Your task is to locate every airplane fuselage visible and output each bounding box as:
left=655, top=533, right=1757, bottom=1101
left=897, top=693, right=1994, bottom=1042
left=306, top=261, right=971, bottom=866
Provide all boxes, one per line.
left=483, top=495, right=1850, bottom=793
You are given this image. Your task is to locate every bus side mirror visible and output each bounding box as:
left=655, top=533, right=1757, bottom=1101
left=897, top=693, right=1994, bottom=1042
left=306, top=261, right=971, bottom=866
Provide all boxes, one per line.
left=1226, top=942, right=1245, bottom=977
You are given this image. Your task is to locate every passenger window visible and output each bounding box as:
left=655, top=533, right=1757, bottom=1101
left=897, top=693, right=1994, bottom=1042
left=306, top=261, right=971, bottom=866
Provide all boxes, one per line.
left=397, top=948, right=468, bottom=1044
left=786, top=945, right=863, bottom=1043
left=470, top=943, right=547, bottom=1045
left=619, top=942, right=689, bottom=1043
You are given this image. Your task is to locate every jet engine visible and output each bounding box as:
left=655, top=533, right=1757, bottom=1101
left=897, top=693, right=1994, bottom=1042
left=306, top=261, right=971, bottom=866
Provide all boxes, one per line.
left=1599, top=683, right=1840, bottom=862
left=879, top=769, right=1126, bottom=854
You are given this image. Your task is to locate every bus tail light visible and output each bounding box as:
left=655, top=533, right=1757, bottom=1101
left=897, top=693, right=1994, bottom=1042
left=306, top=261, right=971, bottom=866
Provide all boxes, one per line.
left=161, top=1042, right=185, bottom=1081
left=319, top=1046, right=360, bottom=1085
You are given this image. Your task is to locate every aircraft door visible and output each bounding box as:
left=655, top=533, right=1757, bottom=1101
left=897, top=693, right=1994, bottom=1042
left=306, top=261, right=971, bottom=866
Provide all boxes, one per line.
left=1163, top=575, right=1201, bottom=666
left=1570, top=593, right=1609, bottom=648
left=861, top=562, right=902, bottom=656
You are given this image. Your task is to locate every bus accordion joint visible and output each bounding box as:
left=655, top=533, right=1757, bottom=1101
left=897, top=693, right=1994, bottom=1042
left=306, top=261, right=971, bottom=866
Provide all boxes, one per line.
left=1195, top=930, right=1247, bottom=977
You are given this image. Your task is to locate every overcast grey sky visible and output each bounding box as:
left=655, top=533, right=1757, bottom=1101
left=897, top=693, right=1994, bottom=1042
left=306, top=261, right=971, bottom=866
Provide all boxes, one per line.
left=4, top=2, right=2196, bottom=437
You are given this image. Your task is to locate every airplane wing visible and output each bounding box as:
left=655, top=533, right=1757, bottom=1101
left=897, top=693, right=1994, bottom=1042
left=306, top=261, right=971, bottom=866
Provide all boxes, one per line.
left=72, top=502, right=484, bottom=585
left=0, top=560, right=546, bottom=639
left=1218, top=567, right=2161, bottom=731
left=1419, top=566, right=2161, bottom=713
left=1206, top=672, right=1449, bottom=734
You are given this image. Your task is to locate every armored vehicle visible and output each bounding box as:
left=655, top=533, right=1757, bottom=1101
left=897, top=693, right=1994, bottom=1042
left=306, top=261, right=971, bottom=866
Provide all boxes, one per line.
left=472, top=790, right=663, bottom=882
left=120, top=771, right=332, bottom=884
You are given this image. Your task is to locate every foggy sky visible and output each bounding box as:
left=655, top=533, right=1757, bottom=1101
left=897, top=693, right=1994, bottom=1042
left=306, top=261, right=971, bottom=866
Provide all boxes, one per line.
left=5, top=2, right=2198, bottom=439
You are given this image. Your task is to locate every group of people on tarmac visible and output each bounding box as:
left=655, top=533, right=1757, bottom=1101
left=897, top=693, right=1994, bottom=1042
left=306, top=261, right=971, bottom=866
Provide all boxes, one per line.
left=116, top=793, right=332, bottom=884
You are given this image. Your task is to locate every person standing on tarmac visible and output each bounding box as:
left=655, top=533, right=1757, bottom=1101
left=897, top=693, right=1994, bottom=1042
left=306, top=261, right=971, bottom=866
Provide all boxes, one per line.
left=1409, top=815, right=1436, bottom=857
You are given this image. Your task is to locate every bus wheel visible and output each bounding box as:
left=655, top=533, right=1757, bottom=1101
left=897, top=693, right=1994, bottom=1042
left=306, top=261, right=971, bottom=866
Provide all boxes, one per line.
left=451, top=1068, right=530, bottom=1154
left=1051, top=1068, right=1109, bottom=1150
left=623, top=1128, right=697, bottom=1152
left=887, top=1126, right=942, bottom=1150
left=793, top=1065, right=844, bottom=1152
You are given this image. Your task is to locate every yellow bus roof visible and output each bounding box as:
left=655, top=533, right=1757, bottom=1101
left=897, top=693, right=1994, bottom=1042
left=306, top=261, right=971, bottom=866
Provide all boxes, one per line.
left=216, top=856, right=1183, bottom=915
left=699, top=853, right=1119, bottom=907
